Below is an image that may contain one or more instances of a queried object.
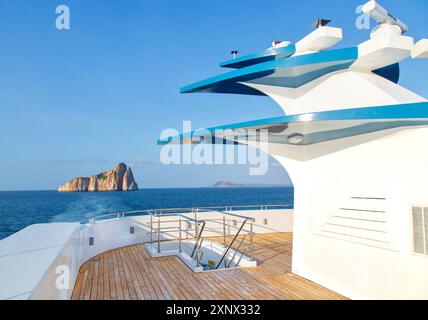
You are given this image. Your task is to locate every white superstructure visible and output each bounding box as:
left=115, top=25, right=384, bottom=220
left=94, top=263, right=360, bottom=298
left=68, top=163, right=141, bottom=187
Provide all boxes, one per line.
left=165, top=1, right=428, bottom=299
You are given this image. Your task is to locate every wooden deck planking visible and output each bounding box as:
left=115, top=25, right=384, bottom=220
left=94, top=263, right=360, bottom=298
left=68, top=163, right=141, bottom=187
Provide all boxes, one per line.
left=72, top=233, right=346, bottom=300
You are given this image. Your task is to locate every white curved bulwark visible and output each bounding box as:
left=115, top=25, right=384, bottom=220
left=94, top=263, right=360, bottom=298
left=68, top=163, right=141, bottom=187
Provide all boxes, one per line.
left=167, top=1, right=428, bottom=299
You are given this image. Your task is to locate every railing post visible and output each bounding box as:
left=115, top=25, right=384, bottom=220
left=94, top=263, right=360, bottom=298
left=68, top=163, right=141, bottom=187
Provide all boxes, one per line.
left=157, top=215, right=161, bottom=253
left=150, top=214, right=153, bottom=244
left=195, top=222, right=200, bottom=266
left=250, top=219, right=254, bottom=261
left=179, top=215, right=182, bottom=253
left=223, top=215, right=226, bottom=247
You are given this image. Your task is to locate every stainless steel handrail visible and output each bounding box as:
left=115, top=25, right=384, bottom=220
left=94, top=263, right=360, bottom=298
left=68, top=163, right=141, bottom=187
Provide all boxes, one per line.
left=82, top=204, right=292, bottom=224
left=221, top=211, right=257, bottom=221
left=191, top=222, right=206, bottom=262
left=227, top=233, right=247, bottom=268
left=149, top=211, right=207, bottom=267
left=236, top=247, right=248, bottom=267
left=146, top=208, right=257, bottom=270
left=196, top=218, right=254, bottom=235
left=92, top=206, right=263, bottom=271
left=216, top=219, right=248, bottom=269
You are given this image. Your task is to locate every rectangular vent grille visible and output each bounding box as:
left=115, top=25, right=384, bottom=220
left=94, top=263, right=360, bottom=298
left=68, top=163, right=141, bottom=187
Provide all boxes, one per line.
left=425, top=209, right=428, bottom=253
left=317, top=195, right=393, bottom=249
left=412, top=206, right=428, bottom=255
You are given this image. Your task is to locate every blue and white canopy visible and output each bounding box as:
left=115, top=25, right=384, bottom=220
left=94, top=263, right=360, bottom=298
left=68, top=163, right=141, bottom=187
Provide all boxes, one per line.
left=181, top=46, right=399, bottom=96
left=158, top=102, right=428, bottom=146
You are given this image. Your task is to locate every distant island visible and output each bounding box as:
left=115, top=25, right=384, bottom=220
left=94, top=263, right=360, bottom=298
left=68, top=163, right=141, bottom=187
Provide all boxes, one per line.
left=212, top=180, right=289, bottom=188
left=58, top=163, right=138, bottom=192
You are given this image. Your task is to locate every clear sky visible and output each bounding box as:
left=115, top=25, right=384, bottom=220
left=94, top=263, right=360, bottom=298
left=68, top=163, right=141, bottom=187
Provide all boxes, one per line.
left=0, top=0, right=427, bottom=191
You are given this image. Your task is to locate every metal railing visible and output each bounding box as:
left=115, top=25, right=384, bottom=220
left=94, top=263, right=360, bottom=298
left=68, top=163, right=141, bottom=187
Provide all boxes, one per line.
left=147, top=212, right=207, bottom=266
left=214, top=213, right=255, bottom=269
left=83, top=204, right=293, bottom=270
left=140, top=209, right=259, bottom=270
left=83, top=204, right=292, bottom=224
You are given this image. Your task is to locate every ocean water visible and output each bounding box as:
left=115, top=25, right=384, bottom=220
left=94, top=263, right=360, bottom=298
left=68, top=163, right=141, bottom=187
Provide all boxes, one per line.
left=0, top=187, right=293, bottom=240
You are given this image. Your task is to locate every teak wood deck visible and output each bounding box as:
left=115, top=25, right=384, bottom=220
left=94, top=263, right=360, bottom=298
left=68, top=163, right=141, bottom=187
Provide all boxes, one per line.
left=72, top=233, right=346, bottom=300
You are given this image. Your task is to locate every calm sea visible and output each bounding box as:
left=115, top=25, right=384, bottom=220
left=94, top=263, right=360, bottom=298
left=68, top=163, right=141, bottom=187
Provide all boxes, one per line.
left=0, top=187, right=293, bottom=240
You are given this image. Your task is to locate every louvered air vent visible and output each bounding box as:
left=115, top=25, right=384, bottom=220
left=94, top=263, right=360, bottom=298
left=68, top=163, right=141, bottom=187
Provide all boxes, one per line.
left=317, top=196, right=393, bottom=250
left=412, top=206, right=428, bottom=255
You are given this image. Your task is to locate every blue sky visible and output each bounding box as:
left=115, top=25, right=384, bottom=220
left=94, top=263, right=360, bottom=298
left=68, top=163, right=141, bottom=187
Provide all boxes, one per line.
left=0, top=0, right=427, bottom=190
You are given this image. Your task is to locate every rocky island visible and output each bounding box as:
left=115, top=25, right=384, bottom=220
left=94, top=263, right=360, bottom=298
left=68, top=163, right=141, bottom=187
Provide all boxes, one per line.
left=212, top=180, right=245, bottom=188
left=212, top=180, right=290, bottom=188
left=58, top=163, right=138, bottom=192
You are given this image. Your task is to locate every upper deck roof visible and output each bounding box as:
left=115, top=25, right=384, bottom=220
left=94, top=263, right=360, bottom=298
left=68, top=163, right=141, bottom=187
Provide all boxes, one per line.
left=181, top=47, right=359, bottom=95
left=172, top=22, right=415, bottom=147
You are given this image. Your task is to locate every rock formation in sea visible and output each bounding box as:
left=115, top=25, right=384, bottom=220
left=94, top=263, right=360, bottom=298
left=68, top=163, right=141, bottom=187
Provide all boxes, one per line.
left=212, top=180, right=244, bottom=188
left=212, top=180, right=290, bottom=188
left=58, top=163, right=139, bottom=192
